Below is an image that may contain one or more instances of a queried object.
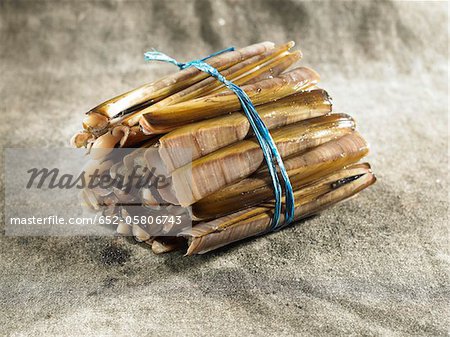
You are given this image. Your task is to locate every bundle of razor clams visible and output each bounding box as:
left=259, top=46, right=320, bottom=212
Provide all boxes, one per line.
left=72, top=41, right=376, bottom=255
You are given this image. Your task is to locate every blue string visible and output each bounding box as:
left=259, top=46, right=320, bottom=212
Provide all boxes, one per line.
left=144, top=48, right=295, bottom=230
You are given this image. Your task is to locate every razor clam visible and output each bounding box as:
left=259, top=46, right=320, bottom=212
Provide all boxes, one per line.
left=143, top=146, right=179, bottom=205
left=89, top=131, right=123, bottom=160
left=181, top=163, right=375, bottom=255
left=171, top=113, right=355, bottom=206
left=192, top=131, right=368, bottom=219
left=102, top=140, right=160, bottom=206
left=140, top=67, right=320, bottom=128
left=121, top=42, right=300, bottom=127
left=159, top=89, right=332, bottom=172
left=71, top=131, right=95, bottom=148
left=87, top=41, right=275, bottom=119
left=89, top=125, right=158, bottom=160
left=194, top=49, right=301, bottom=97
left=119, top=125, right=156, bottom=148
left=151, top=237, right=187, bottom=254
left=82, top=113, right=109, bottom=133
left=90, top=124, right=157, bottom=153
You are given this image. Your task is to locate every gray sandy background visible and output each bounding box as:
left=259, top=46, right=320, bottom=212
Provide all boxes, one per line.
left=0, top=0, right=448, bottom=335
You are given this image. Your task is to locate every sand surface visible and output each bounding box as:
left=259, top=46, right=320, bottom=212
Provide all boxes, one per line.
left=1, top=1, right=448, bottom=335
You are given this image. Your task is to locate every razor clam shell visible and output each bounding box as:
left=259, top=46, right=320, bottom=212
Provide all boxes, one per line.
left=124, top=42, right=298, bottom=127
left=118, top=125, right=156, bottom=148
left=70, top=131, right=95, bottom=148
left=204, top=50, right=301, bottom=96
left=143, top=147, right=179, bottom=205
left=159, top=89, right=332, bottom=172
left=134, top=51, right=302, bottom=131
left=89, top=41, right=275, bottom=119
left=140, top=67, right=320, bottom=127
left=171, top=113, right=355, bottom=207
left=151, top=237, right=187, bottom=254
left=192, top=131, right=369, bottom=219
left=183, top=164, right=375, bottom=255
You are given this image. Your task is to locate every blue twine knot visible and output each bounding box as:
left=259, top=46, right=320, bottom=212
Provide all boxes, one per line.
left=144, top=47, right=295, bottom=231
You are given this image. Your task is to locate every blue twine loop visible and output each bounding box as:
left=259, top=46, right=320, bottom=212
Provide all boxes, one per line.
left=144, top=47, right=295, bottom=231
